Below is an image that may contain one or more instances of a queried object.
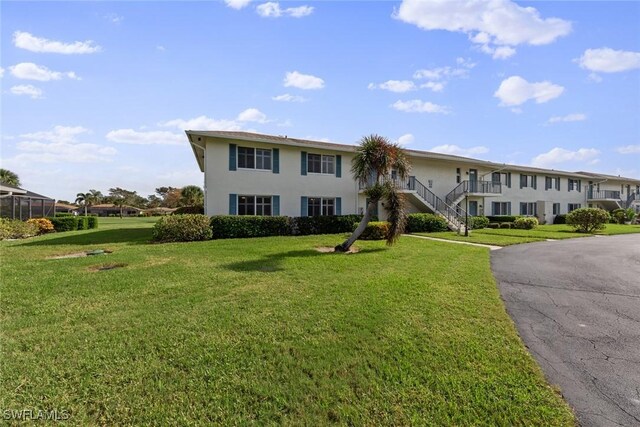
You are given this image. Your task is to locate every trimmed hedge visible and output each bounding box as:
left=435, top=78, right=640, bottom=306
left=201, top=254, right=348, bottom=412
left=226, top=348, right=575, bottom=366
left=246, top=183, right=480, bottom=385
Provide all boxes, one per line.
left=469, top=216, right=489, bottom=230
left=293, top=215, right=367, bottom=236
left=210, top=215, right=290, bottom=239
left=47, top=216, right=79, bottom=232
left=488, top=223, right=500, bottom=229
left=77, top=216, right=89, bottom=230
left=173, top=206, right=205, bottom=215
left=499, top=222, right=513, bottom=229
left=566, top=208, right=609, bottom=233
left=513, top=216, right=538, bottom=230
left=406, top=213, right=449, bottom=233
left=356, top=221, right=389, bottom=240
left=0, top=219, right=39, bottom=240
left=553, top=214, right=567, bottom=224
left=486, top=215, right=518, bottom=223
left=153, top=214, right=213, bottom=242
left=87, top=216, right=99, bottom=229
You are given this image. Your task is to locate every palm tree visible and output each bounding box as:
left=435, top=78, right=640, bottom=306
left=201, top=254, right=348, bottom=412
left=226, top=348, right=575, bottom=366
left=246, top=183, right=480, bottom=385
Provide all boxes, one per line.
left=180, top=185, right=204, bottom=207
left=335, top=134, right=410, bottom=252
left=75, top=192, right=89, bottom=216
left=88, top=189, right=103, bottom=204
left=0, top=169, right=21, bottom=187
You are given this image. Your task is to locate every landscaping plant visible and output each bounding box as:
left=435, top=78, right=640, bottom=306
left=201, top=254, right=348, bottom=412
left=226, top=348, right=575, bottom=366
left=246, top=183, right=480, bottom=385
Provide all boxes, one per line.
left=566, top=207, right=610, bottom=233
left=26, top=218, right=55, bottom=234
left=152, top=214, right=213, bottom=242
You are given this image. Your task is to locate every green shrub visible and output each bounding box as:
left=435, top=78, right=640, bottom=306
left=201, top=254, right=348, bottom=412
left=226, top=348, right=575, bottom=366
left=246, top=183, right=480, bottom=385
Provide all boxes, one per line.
left=87, top=216, right=99, bottom=229
left=54, top=212, right=74, bottom=217
left=152, top=214, right=212, bottom=242
left=26, top=218, right=55, bottom=234
left=611, top=208, right=636, bottom=224
left=513, top=216, right=539, bottom=230
left=553, top=214, right=567, bottom=224
left=566, top=208, right=610, bottom=233
left=0, top=219, right=39, bottom=240
left=499, top=222, right=513, bottom=229
left=469, top=216, right=489, bottom=230
left=292, top=215, right=366, bottom=236
left=486, top=215, right=518, bottom=223
left=488, top=222, right=500, bottom=229
left=210, top=215, right=291, bottom=239
left=356, top=221, right=389, bottom=240
left=46, top=216, right=79, bottom=232
left=405, top=213, right=448, bottom=233
left=173, top=206, right=205, bottom=215
left=77, top=216, right=89, bottom=230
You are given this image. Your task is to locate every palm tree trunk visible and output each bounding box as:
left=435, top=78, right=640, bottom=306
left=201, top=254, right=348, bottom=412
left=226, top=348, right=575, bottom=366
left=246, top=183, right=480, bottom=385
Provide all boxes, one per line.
left=335, top=200, right=377, bottom=252
left=84, top=206, right=87, bottom=216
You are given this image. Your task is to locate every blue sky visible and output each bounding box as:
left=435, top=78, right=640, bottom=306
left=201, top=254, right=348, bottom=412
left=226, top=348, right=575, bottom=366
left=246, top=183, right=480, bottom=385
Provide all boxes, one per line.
left=1, top=0, right=639, bottom=200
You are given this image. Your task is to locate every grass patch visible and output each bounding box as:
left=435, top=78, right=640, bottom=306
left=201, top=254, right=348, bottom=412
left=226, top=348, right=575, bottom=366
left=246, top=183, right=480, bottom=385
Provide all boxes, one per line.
left=0, top=218, right=574, bottom=425
left=419, top=231, right=545, bottom=246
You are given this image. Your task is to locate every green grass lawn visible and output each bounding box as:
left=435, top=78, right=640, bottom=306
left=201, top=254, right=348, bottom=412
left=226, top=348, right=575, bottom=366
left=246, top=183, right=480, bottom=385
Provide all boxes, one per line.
left=420, top=223, right=640, bottom=247
left=0, top=218, right=574, bottom=425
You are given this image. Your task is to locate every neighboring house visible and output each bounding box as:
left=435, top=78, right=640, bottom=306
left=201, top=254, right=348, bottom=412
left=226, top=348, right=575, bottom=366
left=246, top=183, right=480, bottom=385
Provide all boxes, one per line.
left=143, top=207, right=177, bottom=216
left=87, top=204, right=142, bottom=217
left=186, top=131, right=640, bottom=230
left=0, top=182, right=55, bottom=220
left=55, top=202, right=80, bottom=214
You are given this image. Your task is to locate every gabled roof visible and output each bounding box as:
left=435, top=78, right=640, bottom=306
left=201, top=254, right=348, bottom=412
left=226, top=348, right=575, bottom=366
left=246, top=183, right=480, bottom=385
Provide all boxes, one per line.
left=186, top=130, right=639, bottom=181
left=90, top=204, right=141, bottom=210
left=0, top=182, right=27, bottom=195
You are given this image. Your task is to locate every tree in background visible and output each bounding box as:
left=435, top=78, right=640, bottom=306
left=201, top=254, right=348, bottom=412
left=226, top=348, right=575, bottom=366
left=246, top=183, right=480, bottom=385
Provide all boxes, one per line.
left=155, top=186, right=181, bottom=208
left=75, top=189, right=104, bottom=216
left=109, top=187, right=139, bottom=218
left=335, top=134, right=410, bottom=252
left=146, top=195, right=163, bottom=208
left=75, top=193, right=90, bottom=216
left=180, top=185, right=204, bottom=207
left=0, top=169, right=21, bottom=187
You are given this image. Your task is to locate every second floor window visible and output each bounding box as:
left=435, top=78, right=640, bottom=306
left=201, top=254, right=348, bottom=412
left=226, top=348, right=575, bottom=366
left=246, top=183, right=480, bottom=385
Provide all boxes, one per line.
left=568, top=179, right=581, bottom=192
left=308, top=154, right=335, bottom=174
left=238, top=147, right=271, bottom=170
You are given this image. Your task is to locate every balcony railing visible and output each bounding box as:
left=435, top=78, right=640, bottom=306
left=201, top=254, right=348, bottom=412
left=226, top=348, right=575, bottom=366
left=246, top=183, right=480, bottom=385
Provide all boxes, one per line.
left=446, top=180, right=502, bottom=205
left=588, top=190, right=621, bottom=200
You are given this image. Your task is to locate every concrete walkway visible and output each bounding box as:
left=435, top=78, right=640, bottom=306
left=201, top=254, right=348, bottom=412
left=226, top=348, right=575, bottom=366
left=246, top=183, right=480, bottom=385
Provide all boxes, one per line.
left=492, top=234, right=640, bottom=427
left=403, top=233, right=502, bottom=250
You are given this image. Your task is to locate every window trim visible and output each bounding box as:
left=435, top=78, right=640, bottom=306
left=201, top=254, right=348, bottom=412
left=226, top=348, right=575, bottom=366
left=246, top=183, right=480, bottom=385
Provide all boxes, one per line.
left=306, top=153, right=336, bottom=175
left=237, top=146, right=273, bottom=171
left=307, top=196, right=337, bottom=217
left=237, top=194, right=273, bottom=216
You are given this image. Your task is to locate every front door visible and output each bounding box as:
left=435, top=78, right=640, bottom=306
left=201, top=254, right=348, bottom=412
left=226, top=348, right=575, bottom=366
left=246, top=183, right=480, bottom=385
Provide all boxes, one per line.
left=468, top=201, right=478, bottom=216
left=469, top=169, right=478, bottom=192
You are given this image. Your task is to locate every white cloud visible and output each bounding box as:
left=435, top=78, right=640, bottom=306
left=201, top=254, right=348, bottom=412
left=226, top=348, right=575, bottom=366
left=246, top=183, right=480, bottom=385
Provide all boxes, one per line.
left=9, top=62, right=79, bottom=81
left=391, top=99, right=450, bottom=114
left=13, top=31, right=101, bottom=54
left=10, top=85, right=43, bottom=99
left=283, top=71, right=324, bottom=90
left=394, top=0, right=571, bottom=59
left=420, top=81, right=445, bottom=92
left=616, top=145, right=640, bottom=154
left=480, top=44, right=517, bottom=59
left=7, top=125, right=116, bottom=164
left=368, top=80, right=416, bottom=93
left=588, top=73, right=603, bottom=83
left=494, top=76, right=564, bottom=107
left=413, top=57, right=475, bottom=90
left=256, top=2, right=314, bottom=18
left=0, top=67, right=4, bottom=78
left=577, top=48, right=640, bottom=73
left=106, top=129, right=184, bottom=145
left=104, top=13, right=124, bottom=24
left=160, top=115, right=244, bottom=131
left=531, top=147, right=600, bottom=167
left=225, top=0, right=252, bottom=9
left=236, top=108, right=268, bottom=123
left=272, top=93, right=306, bottom=102
left=397, top=134, right=415, bottom=146
left=156, top=45, right=166, bottom=52
left=430, top=144, right=489, bottom=157
left=547, top=113, right=586, bottom=124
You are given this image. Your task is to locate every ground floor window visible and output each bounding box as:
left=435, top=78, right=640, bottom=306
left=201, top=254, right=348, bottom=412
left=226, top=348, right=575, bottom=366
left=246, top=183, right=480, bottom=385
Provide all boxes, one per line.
left=520, top=202, right=537, bottom=216
left=568, top=203, right=581, bottom=212
left=492, top=202, right=511, bottom=215
left=308, top=197, right=335, bottom=216
left=553, top=203, right=561, bottom=215
left=238, top=195, right=272, bottom=216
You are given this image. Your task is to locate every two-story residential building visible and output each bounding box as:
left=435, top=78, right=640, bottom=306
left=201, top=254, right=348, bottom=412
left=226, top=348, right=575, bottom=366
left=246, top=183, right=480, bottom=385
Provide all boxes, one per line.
left=186, top=131, right=640, bottom=230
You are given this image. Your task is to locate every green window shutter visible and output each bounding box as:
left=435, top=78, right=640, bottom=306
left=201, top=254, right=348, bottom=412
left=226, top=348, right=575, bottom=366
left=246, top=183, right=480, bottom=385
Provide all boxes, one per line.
left=301, top=152, right=307, bottom=176
left=272, top=195, right=280, bottom=216
left=336, top=155, right=342, bottom=177
left=272, top=148, right=279, bottom=174
left=507, top=202, right=512, bottom=215
left=545, top=177, right=551, bottom=190
left=568, top=179, right=571, bottom=191
left=520, top=174, right=526, bottom=189
left=336, top=197, right=342, bottom=215
left=229, top=144, right=237, bottom=171
left=507, top=172, right=512, bottom=188
left=229, top=194, right=237, bottom=215
left=578, top=180, right=582, bottom=192
left=556, top=177, right=561, bottom=191
left=300, top=196, right=308, bottom=216
left=532, top=176, right=537, bottom=190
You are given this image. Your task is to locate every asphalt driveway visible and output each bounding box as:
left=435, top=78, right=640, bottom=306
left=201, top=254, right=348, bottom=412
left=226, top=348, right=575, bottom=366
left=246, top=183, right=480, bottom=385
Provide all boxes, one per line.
left=491, top=234, right=640, bottom=427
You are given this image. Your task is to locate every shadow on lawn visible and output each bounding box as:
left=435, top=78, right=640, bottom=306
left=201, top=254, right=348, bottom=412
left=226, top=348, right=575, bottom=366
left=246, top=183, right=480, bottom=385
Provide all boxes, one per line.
left=19, top=228, right=151, bottom=246
left=224, top=247, right=387, bottom=273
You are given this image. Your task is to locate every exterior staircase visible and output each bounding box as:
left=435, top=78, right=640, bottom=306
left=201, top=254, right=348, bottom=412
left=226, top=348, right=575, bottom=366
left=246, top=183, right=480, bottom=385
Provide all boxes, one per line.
left=445, top=180, right=502, bottom=206
left=403, top=177, right=469, bottom=233
left=626, top=191, right=638, bottom=209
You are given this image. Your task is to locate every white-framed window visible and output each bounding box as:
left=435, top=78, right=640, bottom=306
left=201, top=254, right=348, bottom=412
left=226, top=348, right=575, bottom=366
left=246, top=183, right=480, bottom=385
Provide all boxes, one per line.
left=520, top=202, right=537, bottom=216
left=492, top=172, right=511, bottom=188
left=553, top=203, right=561, bottom=215
left=308, top=197, right=335, bottom=216
left=238, top=147, right=271, bottom=170
left=308, top=153, right=335, bottom=174
left=545, top=176, right=560, bottom=191
left=492, top=202, right=511, bottom=215
left=568, top=203, right=581, bottom=212
left=520, top=174, right=537, bottom=189
left=238, top=195, right=272, bottom=216
left=568, top=179, right=581, bottom=192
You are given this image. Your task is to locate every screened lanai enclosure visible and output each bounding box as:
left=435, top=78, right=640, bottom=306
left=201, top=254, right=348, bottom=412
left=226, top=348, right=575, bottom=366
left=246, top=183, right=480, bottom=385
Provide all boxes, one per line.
left=0, top=183, right=55, bottom=220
